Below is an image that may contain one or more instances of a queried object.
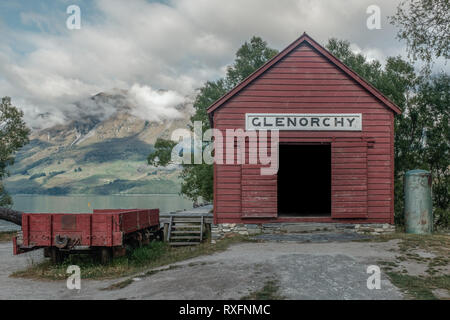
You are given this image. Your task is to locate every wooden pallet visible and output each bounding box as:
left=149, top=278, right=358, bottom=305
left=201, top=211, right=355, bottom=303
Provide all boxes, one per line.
left=167, top=216, right=204, bottom=246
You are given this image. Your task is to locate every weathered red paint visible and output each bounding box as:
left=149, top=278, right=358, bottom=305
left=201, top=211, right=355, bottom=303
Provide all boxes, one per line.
left=14, top=209, right=159, bottom=254
left=207, top=33, right=400, bottom=225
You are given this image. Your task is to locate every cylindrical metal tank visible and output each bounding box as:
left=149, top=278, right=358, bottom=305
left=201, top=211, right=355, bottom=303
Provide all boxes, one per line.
left=404, top=169, right=433, bottom=234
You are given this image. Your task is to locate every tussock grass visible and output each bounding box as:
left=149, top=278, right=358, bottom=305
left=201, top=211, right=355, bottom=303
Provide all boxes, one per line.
left=0, top=231, right=16, bottom=243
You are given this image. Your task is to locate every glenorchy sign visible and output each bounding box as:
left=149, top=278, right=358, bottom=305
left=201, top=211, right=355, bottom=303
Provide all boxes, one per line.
left=245, top=113, right=362, bottom=131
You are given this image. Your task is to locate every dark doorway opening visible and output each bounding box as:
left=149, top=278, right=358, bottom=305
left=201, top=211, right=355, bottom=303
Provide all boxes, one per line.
left=278, top=144, right=331, bottom=216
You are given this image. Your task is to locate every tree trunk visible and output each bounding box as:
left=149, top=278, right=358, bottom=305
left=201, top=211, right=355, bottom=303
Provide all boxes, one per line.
left=0, top=207, right=22, bottom=226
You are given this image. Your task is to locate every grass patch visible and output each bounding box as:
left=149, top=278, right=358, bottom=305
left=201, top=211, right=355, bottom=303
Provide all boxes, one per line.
left=11, top=236, right=249, bottom=281
left=386, top=272, right=450, bottom=300
left=366, top=232, right=449, bottom=247
left=0, top=231, right=16, bottom=243
left=357, top=233, right=450, bottom=261
left=103, top=278, right=133, bottom=291
left=241, top=279, right=284, bottom=300
left=366, top=232, right=450, bottom=299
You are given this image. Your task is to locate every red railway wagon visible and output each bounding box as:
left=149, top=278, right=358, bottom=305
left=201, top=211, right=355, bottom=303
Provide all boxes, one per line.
left=13, top=209, right=162, bottom=264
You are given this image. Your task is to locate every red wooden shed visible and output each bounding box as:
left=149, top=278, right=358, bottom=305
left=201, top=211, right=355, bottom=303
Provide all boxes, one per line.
left=207, top=33, right=401, bottom=225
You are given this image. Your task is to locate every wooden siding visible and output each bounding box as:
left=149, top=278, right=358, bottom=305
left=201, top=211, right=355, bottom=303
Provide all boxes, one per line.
left=212, top=42, right=395, bottom=224
left=331, top=139, right=368, bottom=218
left=241, top=165, right=277, bottom=218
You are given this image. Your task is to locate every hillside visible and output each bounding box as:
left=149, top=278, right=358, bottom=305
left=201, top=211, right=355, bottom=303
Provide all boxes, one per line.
left=4, top=91, right=192, bottom=195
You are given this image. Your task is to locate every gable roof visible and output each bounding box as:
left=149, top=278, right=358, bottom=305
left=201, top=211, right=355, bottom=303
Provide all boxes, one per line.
left=207, top=32, right=401, bottom=122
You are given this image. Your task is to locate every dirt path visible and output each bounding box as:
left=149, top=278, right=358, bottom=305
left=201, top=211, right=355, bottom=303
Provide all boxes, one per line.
left=0, top=238, right=404, bottom=300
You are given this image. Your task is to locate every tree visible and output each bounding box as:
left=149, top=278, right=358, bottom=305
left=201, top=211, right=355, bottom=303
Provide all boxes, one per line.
left=148, top=36, right=278, bottom=202
left=0, top=97, right=30, bottom=205
left=0, top=97, right=30, bottom=224
left=390, top=0, right=450, bottom=68
left=327, top=39, right=449, bottom=228
left=414, top=74, right=449, bottom=227
left=225, top=37, right=279, bottom=88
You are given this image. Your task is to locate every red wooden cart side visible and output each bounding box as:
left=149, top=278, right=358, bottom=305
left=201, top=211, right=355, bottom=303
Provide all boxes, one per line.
left=13, top=209, right=160, bottom=261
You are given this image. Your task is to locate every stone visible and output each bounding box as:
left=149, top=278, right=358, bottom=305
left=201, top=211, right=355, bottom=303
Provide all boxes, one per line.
left=262, top=223, right=280, bottom=228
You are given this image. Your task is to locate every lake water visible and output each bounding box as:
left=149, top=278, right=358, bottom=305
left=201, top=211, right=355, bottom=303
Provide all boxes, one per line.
left=0, top=194, right=194, bottom=232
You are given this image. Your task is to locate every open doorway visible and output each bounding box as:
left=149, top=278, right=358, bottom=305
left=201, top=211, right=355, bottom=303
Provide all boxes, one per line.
left=278, top=144, right=331, bottom=216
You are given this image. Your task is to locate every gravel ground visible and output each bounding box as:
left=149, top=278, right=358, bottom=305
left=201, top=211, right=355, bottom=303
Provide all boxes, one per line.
left=0, top=235, right=404, bottom=300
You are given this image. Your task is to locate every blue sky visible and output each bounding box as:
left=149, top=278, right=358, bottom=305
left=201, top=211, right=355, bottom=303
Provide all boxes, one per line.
left=0, top=0, right=447, bottom=129
left=1, top=1, right=93, bottom=34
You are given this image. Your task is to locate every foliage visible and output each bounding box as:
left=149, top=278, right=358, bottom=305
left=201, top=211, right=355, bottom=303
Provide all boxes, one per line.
left=390, top=0, right=450, bottom=69
left=327, top=39, right=449, bottom=228
left=0, top=97, right=30, bottom=207
left=147, top=138, right=177, bottom=166
left=179, top=163, right=214, bottom=203
left=148, top=36, right=278, bottom=202
left=225, top=37, right=279, bottom=88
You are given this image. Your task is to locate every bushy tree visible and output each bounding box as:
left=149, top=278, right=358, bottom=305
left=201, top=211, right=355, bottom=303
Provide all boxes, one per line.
left=327, top=39, right=449, bottom=228
left=0, top=97, right=30, bottom=207
left=390, top=0, right=450, bottom=68
left=414, top=74, right=449, bottom=227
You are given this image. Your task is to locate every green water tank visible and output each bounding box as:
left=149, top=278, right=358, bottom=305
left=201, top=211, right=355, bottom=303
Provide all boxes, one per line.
left=404, top=169, right=433, bottom=234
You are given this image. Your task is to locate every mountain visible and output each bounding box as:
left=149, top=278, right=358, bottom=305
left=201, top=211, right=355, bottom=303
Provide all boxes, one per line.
left=4, top=91, right=192, bottom=195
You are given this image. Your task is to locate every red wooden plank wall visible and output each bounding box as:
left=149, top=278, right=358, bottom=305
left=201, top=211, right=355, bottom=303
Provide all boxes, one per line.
left=213, top=42, right=394, bottom=224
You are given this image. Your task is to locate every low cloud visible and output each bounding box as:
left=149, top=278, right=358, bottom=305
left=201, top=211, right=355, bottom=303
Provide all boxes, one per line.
left=126, top=84, right=186, bottom=122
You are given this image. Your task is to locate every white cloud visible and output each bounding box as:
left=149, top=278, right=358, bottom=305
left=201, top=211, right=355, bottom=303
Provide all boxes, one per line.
left=1, top=0, right=446, bottom=130
left=126, top=84, right=186, bottom=122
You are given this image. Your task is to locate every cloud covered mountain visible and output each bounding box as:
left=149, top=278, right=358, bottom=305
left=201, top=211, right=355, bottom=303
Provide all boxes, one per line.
left=4, top=91, right=193, bottom=195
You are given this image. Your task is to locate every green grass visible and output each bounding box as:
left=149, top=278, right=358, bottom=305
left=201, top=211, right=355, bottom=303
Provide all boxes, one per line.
left=0, top=231, right=16, bottom=243
left=386, top=273, right=450, bottom=300
left=11, top=236, right=249, bottom=281
left=365, top=233, right=450, bottom=299
left=241, top=280, right=284, bottom=300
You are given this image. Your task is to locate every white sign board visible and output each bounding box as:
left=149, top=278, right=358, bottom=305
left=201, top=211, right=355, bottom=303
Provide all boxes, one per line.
left=245, top=113, right=362, bottom=131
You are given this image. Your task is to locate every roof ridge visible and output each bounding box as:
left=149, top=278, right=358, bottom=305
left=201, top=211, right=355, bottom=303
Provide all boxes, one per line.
left=207, top=33, right=401, bottom=120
